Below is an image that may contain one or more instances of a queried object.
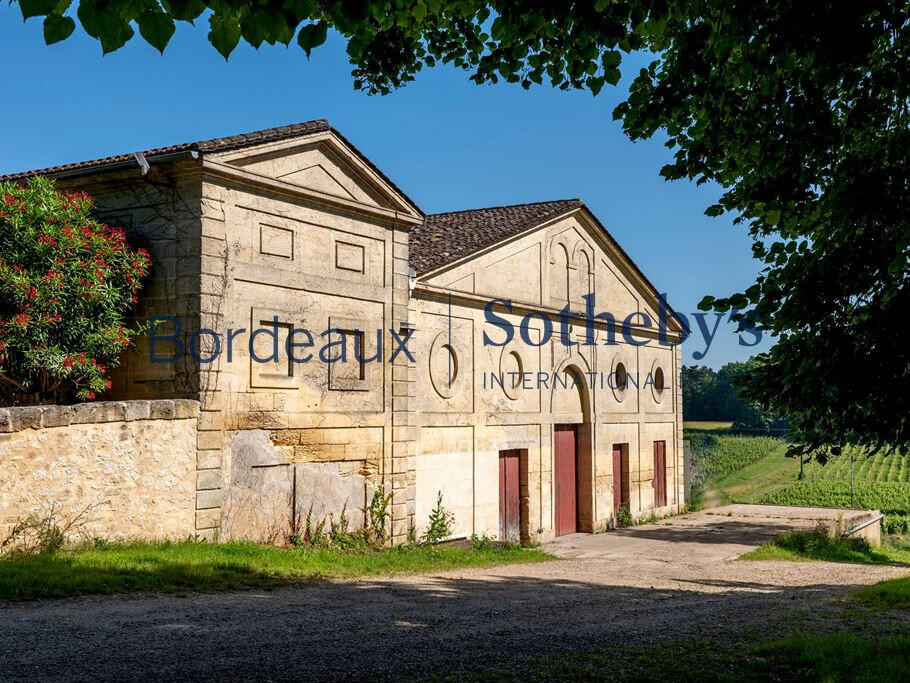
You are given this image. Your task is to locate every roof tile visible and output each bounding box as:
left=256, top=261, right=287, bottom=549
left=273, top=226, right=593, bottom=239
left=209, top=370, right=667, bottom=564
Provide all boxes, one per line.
left=410, top=199, right=582, bottom=274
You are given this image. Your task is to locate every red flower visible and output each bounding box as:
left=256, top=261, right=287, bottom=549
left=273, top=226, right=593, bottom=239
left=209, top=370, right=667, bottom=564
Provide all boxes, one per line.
left=87, top=392, right=96, bottom=400
left=105, top=380, right=112, bottom=389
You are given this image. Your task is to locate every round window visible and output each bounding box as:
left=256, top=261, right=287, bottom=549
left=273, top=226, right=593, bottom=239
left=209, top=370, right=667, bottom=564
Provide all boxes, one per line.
left=614, top=362, right=628, bottom=391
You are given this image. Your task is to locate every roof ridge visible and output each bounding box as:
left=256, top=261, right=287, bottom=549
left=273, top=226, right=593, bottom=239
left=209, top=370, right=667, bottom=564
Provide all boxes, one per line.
left=427, top=197, right=581, bottom=218
left=0, top=119, right=329, bottom=182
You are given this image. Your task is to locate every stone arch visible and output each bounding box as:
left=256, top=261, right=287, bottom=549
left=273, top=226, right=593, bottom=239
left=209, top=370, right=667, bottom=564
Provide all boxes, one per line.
left=550, top=359, right=595, bottom=533
left=547, top=238, right=570, bottom=307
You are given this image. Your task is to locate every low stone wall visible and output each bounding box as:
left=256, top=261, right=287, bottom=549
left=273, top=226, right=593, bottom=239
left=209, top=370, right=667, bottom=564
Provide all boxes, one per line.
left=0, top=400, right=200, bottom=542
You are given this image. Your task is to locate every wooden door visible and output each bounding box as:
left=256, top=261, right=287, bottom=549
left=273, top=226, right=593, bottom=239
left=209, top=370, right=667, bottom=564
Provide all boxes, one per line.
left=499, top=450, right=521, bottom=541
left=554, top=425, right=578, bottom=536
left=612, top=444, right=623, bottom=522
left=653, top=441, right=667, bottom=507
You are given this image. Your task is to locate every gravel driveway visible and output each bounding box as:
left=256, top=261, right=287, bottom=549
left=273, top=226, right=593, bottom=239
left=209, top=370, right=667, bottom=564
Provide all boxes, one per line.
left=1, top=506, right=906, bottom=680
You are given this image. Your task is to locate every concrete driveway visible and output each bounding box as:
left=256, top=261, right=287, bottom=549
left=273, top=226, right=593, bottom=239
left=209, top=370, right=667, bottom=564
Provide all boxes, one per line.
left=0, top=505, right=905, bottom=680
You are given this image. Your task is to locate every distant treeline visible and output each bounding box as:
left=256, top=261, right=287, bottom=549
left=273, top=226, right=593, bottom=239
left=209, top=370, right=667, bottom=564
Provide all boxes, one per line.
left=682, top=360, right=789, bottom=431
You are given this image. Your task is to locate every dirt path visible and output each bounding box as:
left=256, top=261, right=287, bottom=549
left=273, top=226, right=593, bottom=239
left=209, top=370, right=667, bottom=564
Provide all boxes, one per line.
left=1, top=508, right=906, bottom=680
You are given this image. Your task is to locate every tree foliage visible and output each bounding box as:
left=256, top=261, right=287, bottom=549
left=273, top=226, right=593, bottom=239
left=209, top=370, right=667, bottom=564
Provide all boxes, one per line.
left=0, top=178, right=149, bottom=404
left=682, top=361, right=787, bottom=431
left=11, top=1, right=910, bottom=457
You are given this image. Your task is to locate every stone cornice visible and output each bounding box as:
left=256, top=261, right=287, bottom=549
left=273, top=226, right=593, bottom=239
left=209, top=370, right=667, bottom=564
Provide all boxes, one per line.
left=201, top=159, right=422, bottom=227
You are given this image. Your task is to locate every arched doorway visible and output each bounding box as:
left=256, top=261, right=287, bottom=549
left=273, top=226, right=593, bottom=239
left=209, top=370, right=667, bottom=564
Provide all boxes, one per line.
left=551, top=363, right=594, bottom=535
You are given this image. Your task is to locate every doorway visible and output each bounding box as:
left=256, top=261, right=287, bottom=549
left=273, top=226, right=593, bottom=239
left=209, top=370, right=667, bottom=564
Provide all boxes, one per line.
left=653, top=440, right=667, bottom=508
left=612, top=443, right=630, bottom=523
left=554, top=424, right=578, bottom=536
left=499, top=449, right=521, bottom=541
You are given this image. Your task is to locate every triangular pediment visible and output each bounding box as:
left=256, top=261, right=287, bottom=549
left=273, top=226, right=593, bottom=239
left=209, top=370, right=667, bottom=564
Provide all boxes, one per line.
left=210, top=131, right=422, bottom=219
left=418, top=206, right=682, bottom=332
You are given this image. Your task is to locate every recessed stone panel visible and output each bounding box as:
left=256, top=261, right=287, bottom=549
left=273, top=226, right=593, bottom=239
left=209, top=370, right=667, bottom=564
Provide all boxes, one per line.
left=259, top=224, right=294, bottom=259
left=335, top=240, right=365, bottom=273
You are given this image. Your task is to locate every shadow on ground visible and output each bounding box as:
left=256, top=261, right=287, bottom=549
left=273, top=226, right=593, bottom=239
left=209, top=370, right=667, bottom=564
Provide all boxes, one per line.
left=0, top=566, right=880, bottom=680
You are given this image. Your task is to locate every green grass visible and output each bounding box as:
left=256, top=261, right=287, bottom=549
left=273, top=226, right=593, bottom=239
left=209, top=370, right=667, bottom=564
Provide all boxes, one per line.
left=686, top=432, right=788, bottom=499
left=700, top=445, right=797, bottom=507
left=692, top=437, right=910, bottom=532
left=853, top=574, right=910, bottom=610
left=683, top=420, right=733, bottom=431
left=740, top=527, right=910, bottom=565
left=753, top=632, right=910, bottom=683
left=461, top=632, right=910, bottom=682
left=0, top=539, right=552, bottom=601
left=761, top=481, right=910, bottom=533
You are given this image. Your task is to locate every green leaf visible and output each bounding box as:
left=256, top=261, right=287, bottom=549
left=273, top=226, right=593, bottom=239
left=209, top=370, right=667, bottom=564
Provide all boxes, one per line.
left=160, top=0, right=204, bottom=22
left=137, top=8, right=175, bottom=52
left=297, top=20, right=327, bottom=57
left=19, top=0, right=59, bottom=20
left=208, top=11, right=241, bottom=59
left=240, top=7, right=287, bottom=48
left=43, top=13, right=76, bottom=43
left=282, top=0, right=314, bottom=23
left=77, top=0, right=134, bottom=53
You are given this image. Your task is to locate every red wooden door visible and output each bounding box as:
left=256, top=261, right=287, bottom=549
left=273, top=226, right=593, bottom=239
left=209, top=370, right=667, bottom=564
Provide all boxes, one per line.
left=653, top=441, right=667, bottom=507
left=499, top=450, right=520, bottom=541
left=554, top=425, right=577, bottom=536
left=612, top=444, right=623, bottom=522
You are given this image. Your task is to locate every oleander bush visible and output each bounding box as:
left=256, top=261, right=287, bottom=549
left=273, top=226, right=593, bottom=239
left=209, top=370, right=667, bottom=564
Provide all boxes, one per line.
left=0, top=177, right=149, bottom=404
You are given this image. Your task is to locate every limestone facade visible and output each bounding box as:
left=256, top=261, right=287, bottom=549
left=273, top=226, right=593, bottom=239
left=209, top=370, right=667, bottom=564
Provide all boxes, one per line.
left=1, top=121, right=685, bottom=543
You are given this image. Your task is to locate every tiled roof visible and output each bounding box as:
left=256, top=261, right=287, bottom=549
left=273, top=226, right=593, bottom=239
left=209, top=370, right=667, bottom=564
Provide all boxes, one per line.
left=411, top=199, right=583, bottom=275
left=411, top=198, right=670, bottom=310
left=0, top=120, right=422, bottom=215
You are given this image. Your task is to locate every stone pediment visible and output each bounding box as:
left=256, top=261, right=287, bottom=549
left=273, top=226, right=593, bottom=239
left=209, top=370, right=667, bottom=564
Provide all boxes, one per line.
left=211, top=131, right=422, bottom=219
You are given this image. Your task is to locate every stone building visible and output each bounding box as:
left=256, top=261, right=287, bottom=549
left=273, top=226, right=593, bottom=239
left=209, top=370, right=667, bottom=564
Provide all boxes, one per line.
left=0, top=121, right=685, bottom=544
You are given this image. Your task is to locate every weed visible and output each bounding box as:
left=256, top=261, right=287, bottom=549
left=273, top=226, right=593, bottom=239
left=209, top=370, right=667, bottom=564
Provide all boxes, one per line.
left=424, top=491, right=454, bottom=544
left=1, top=502, right=97, bottom=556
left=616, top=505, right=633, bottom=527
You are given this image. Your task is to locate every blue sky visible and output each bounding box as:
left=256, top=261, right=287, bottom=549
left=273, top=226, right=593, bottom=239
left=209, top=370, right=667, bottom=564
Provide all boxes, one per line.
left=0, top=10, right=771, bottom=367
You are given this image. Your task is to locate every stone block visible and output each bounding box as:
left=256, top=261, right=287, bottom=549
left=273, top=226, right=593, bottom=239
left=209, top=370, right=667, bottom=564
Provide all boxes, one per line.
left=6, top=407, right=42, bottom=431
left=269, top=429, right=301, bottom=446
left=40, top=405, right=72, bottom=428
left=0, top=409, right=10, bottom=432
left=149, top=400, right=176, bottom=420
left=197, top=431, right=222, bottom=450
left=196, top=488, right=223, bottom=510
left=195, top=508, right=222, bottom=530
left=173, top=399, right=200, bottom=419
left=197, top=449, right=223, bottom=470
left=71, top=402, right=124, bottom=425
left=196, top=469, right=222, bottom=491
left=197, top=410, right=224, bottom=431
left=124, top=400, right=151, bottom=421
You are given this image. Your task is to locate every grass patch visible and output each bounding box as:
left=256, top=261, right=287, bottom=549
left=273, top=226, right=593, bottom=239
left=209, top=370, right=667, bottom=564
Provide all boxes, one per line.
left=683, top=420, right=733, bottom=431
left=0, top=539, right=552, bottom=601
left=700, top=445, right=797, bottom=507
left=753, top=632, right=910, bottom=682
left=852, top=574, right=910, bottom=610
left=461, top=631, right=910, bottom=682
left=740, top=527, right=910, bottom=565
left=686, top=433, right=789, bottom=508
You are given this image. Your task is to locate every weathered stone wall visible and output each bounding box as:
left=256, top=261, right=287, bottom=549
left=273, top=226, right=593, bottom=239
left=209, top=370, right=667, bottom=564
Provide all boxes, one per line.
left=0, top=400, right=199, bottom=541
left=414, top=209, right=685, bottom=543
